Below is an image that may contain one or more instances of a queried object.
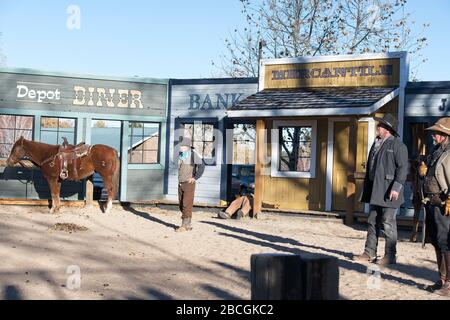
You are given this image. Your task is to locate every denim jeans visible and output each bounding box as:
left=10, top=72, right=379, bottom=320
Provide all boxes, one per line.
left=364, top=205, right=398, bottom=257
left=426, top=204, right=450, bottom=252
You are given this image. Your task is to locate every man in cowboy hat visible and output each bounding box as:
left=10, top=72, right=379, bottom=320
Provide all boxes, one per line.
left=419, top=117, right=450, bottom=296
left=353, top=113, right=408, bottom=265
left=175, top=136, right=205, bottom=232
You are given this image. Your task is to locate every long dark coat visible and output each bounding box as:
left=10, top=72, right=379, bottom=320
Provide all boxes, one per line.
left=360, top=136, right=409, bottom=209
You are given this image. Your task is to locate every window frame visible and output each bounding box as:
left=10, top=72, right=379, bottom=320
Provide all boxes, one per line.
left=128, top=121, right=161, bottom=164
left=40, top=116, right=77, bottom=146
left=232, top=123, right=256, bottom=165
left=0, top=114, right=34, bottom=159
left=176, top=119, right=218, bottom=166
left=271, top=120, right=317, bottom=178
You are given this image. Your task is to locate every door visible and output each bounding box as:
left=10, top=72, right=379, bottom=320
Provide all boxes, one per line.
left=90, top=120, right=122, bottom=200
left=226, top=121, right=256, bottom=202
left=332, top=121, right=368, bottom=212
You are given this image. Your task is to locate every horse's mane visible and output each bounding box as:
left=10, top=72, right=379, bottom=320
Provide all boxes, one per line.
left=22, top=138, right=60, bottom=149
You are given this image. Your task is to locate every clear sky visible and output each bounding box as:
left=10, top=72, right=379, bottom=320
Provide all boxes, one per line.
left=0, top=0, right=449, bottom=81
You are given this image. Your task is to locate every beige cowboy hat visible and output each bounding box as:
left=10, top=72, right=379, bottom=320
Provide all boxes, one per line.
left=373, top=113, right=399, bottom=137
left=425, top=117, right=450, bottom=136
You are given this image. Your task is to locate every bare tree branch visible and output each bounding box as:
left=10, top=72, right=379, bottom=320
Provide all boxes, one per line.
left=213, top=0, right=429, bottom=79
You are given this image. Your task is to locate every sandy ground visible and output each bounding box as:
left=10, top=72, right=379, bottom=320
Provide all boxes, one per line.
left=0, top=203, right=447, bottom=300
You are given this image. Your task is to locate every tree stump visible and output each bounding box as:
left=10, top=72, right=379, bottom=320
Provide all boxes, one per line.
left=251, top=253, right=339, bottom=300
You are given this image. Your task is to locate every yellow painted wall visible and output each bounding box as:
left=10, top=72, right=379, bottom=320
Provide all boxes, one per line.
left=261, top=118, right=328, bottom=211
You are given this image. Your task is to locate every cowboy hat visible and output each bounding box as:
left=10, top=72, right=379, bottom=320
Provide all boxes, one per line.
left=425, top=117, right=450, bottom=136
left=373, top=113, right=399, bottom=137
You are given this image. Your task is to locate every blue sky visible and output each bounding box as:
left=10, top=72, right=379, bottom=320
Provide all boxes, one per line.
left=0, top=0, right=449, bottom=81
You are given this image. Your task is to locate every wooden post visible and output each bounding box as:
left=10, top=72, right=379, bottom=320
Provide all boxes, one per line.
left=345, top=118, right=358, bottom=226
left=251, top=253, right=339, bottom=300
left=85, top=176, right=94, bottom=208
left=253, top=119, right=265, bottom=216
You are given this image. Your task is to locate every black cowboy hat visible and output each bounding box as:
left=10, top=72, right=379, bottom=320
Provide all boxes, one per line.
left=373, top=114, right=399, bottom=137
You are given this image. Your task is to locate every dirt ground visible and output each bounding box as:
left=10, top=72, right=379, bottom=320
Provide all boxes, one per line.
left=0, top=203, right=447, bottom=300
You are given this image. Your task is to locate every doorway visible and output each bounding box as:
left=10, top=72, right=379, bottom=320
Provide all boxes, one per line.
left=226, top=120, right=256, bottom=202
left=90, top=120, right=122, bottom=200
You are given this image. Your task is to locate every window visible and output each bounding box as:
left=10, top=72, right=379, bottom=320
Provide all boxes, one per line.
left=41, top=117, right=76, bottom=145
left=232, top=123, right=255, bottom=165
left=129, top=122, right=160, bottom=164
left=180, top=122, right=215, bottom=161
left=0, top=115, right=33, bottom=158
left=279, top=126, right=312, bottom=172
left=271, top=120, right=317, bottom=178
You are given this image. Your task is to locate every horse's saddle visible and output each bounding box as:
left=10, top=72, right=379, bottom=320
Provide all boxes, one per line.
left=57, top=137, right=91, bottom=180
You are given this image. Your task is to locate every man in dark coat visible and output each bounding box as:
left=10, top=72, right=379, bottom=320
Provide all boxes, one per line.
left=175, top=137, right=205, bottom=232
left=353, top=114, right=409, bottom=265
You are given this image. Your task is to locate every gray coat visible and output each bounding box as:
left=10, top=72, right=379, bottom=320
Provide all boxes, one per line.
left=360, top=136, right=409, bottom=208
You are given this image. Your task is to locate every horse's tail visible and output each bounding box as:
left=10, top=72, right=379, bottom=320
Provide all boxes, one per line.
left=113, top=152, right=120, bottom=198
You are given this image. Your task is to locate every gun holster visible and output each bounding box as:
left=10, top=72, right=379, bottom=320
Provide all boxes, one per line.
left=430, top=194, right=445, bottom=206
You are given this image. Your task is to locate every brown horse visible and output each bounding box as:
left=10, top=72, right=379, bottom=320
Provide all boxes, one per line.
left=6, top=137, right=120, bottom=214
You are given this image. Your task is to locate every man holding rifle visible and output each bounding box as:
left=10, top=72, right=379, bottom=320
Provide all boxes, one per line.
left=420, top=117, right=450, bottom=296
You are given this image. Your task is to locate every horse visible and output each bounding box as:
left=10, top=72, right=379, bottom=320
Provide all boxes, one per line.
left=6, top=137, right=120, bottom=214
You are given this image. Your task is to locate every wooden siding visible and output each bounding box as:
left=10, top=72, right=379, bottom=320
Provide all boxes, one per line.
left=0, top=167, right=83, bottom=200
left=126, top=169, right=164, bottom=201
left=0, top=70, right=168, bottom=201
left=405, top=93, right=450, bottom=117
left=261, top=118, right=328, bottom=211
left=166, top=82, right=258, bottom=205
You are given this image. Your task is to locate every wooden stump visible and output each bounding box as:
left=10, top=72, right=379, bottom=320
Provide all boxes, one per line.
left=251, top=253, right=339, bottom=300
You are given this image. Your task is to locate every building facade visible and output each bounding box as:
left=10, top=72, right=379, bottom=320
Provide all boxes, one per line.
left=401, top=81, right=450, bottom=216
left=166, top=78, right=258, bottom=205
left=0, top=68, right=168, bottom=202
left=228, top=52, right=409, bottom=219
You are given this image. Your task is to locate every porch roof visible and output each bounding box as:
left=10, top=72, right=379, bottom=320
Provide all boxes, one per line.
left=227, top=86, right=398, bottom=118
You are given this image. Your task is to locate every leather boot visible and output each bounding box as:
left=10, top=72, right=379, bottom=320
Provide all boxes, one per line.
left=378, top=254, right=396, bottom=266
left=175, top=218, right=193, bottom=232
left=435, top=252, right=450, bottom=297
left=426, top=248, right=445, bottom=292
left=353, top=252, right=377, bottom=263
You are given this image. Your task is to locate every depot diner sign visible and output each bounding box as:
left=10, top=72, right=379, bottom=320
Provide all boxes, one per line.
left=16, top=82, right=145, bottom=108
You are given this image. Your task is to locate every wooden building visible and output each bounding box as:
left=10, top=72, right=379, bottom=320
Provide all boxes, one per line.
left=166, top=78, right=258, bottom=205
left=401, top=81, right=450, bottom=216
left=0, top=67, right=168, bottom=202
left=227, top=52, right=409, bottom=222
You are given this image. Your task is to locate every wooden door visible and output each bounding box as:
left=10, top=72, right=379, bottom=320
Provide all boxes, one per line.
left=332, top=121, right=368, bottom=212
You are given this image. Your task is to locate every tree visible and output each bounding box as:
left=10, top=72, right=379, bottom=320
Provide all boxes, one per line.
left=213, top=0, right=429, bottom=79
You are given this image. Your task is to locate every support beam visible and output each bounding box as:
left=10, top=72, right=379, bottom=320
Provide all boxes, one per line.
left=85, top=176, right=94, bottom=208
left=253, top=119, right=265, bottom=216
left=345, top=118, right=358, bottom=225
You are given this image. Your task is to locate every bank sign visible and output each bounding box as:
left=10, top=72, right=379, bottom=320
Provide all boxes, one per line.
left=0, top=72, right=167, bottom=116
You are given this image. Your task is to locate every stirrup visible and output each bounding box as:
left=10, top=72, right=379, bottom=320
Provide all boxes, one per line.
left=60, top=169, right=69, bottom=180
